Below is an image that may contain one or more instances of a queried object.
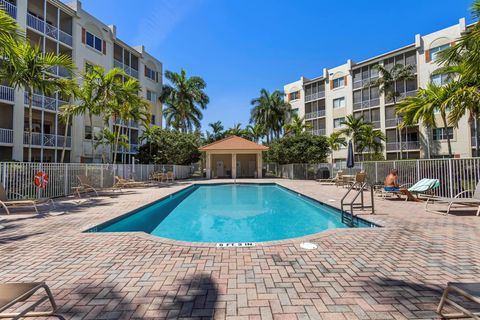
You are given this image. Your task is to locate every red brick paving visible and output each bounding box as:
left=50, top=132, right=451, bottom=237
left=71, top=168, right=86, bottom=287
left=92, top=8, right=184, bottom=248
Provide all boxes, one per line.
left=0, top=179, right=479, bottom=319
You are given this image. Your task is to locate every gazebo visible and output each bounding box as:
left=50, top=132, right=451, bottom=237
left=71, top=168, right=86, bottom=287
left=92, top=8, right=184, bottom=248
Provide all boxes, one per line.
left=199, top=136, right=269, bottom=179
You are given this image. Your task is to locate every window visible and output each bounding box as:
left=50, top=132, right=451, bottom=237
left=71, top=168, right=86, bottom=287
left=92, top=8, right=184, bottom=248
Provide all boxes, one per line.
left=84, top=126, right=100, bottom=140
left=86, top=31, right=102, bottom=52
left=146, top=90, right=157, bottom=103
left=431, top=74, right=450, bottom=86
left=333, top=117, right=345, bottom=129
left=333, top=97, right=345, bottom=109
left=289, top=91, right=300, bottom=101
left=432, top=127, right=453, bottom=141
left=145, top=66, right=158, bottom=82
left=430, top=44, right=450, bottom=61
left=332, top=77, right=345, bottom=88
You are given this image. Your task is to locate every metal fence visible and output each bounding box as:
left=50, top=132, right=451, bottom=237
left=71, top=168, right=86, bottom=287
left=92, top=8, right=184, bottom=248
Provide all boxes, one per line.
left=0, top=162, right=193, bottom=200
left=266, top=158, right=480, bottom=198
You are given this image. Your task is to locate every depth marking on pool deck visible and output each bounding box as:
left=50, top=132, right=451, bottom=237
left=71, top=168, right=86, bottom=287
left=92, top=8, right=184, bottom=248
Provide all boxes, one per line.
left=216, top=242, right=256, bottom=248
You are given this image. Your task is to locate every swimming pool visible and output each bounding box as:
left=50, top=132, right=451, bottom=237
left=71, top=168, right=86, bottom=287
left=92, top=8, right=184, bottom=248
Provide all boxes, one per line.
left=89, top=183, right=376, bottom=243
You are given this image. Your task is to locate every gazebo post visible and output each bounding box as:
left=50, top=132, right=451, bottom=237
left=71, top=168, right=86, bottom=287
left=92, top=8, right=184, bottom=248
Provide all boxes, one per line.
left=206, top=152, right=211, bottom=179
left=232, top=153, right=237, bottom=179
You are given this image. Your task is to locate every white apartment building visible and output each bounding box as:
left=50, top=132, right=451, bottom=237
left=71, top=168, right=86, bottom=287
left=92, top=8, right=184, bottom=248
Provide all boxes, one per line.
left=0, top=0, right=163, bottom=163
left=284, top=18, right=476, bottom=164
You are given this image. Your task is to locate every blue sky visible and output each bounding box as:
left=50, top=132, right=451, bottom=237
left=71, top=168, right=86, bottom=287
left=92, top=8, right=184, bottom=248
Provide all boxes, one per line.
left=77, top=0, right=472, bottom=132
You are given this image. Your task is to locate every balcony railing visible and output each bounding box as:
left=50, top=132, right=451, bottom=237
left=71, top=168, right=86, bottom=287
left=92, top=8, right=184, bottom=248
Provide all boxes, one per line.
left=385, top=117, right=403, bottom=127
left=386, top=90, right=417, bottom=104
left=26, top=13, right=72, bottom=47
left=113, top=59, right=139, bottom=79
left=353, top=98, right=380, bottom=111
left=308, top=129, right=326, bottom=136
left=352, top=76, right=378, bottom=90
left=305, top=109, right=326, bottom=120
left=386, top=141, right=420, bottom=151
left=24, top=92, right=67, bottom=111
left=0, top=85, right=14, bottom=102
left=0, top=0, right=16, bottom=19
left=305, top=91, right=325, bottom=102
left=23, top=132, right=71, bottom=148
left=371, top=120, right=381, bottom=129
left=0, top=128, right=13, bottom=144
left=47, top=66, right=71, bottom=78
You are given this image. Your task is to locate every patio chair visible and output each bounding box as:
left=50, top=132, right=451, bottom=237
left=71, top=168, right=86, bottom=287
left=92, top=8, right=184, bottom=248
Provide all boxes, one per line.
left=75, top=175, right=122, bottom=198
left=437, top=282, right=480, bottom=319
left=165, top=171, right=174, bottom=182
left=318, top=170, right=343, bottom=185
left=114, top=176, right=147, bottom=188
left=379, top=178, right=439, bottom=201
left=0, top=282, right=58, bottom=318
left=425, top=181, right=480, bottom=216
left=150, top=172, right=164, bottom=182
left=0, top=184, right=53, bottom=215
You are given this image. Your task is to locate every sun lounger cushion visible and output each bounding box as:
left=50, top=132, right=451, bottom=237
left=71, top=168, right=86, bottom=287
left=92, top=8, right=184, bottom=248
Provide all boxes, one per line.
left=384, top=187, right=400, bottom=192
left=408, top=178, right=439, bottom=193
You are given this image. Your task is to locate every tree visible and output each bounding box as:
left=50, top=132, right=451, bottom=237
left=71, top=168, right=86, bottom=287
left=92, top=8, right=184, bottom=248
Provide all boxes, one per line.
left=326, top=132, right=347, bottom=164
left=2, top=41, right=74, bottom=162
left=250, top=89, right=291, bottom=143
left=397, top=82, right=455, bottom=157
left=246, top=124, right=265, bottom=143
left=340, top=114, right=370, bottom=156
left=356, top=125, right=386, bottom=160
left=160, top=69, right=209, bottom=132
left=368, top=63, right=416, bottom=159
left=94, top=128, right=116, bottom=164
left=0, top=6, right=23, bottom=60
left=267, top=133, right=329, bottom=164
left=139, top=125, right=161, bottom=161
left=283, top=114, right=312, bottom=136
left=58, top=79, right=80, bottom=163
left=205, top=121, right=224, bottom=143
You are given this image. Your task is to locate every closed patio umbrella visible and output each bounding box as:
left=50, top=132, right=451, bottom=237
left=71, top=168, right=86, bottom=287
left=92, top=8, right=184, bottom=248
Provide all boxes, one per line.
left=347, top=140, right=354, bottom=168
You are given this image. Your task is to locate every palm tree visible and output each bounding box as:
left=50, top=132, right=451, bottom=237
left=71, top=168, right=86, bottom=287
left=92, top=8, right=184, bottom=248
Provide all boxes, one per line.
left=368, top=63, right=416, bottom=159
left=2, top=41, right=74, bottom=161
left=225, top=123, right=244, bottom=136
left=58, top=79, right=80, bottom=163
left=283, top=115, right=312, bottom=136
left=356, top=126, right=386, bottom=160
left=160, top=69, right=209, bottom=132
left=340, top=114, right=370, bottom=156
left=139, top=125, right=160, bottom=162
left=250, top=89, right=291, bottom=143
left=94, top=128, right=116, bottom=164
left=207, top=121, right=224, bottom=142
left=326, top=132, right=347, bottom=164
left=397, top=82, right=455, bottom=157
left=246, top=124, right=265, bottom=143
left=0, top=6, right=23, bottom=58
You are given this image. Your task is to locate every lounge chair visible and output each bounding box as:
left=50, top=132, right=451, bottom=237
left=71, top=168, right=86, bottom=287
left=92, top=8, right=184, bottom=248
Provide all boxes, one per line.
left=75, top=175, right=122, bottom=197
left=0, top=282, right=58, bottom=318
left=425, top=181, right=480, bottom=216
left=437, top=282, right=480, bottom=319
left=379, top=178, right=439, bottom=201
left=318, top=170, right=343, bottom=185
left=0, top=184, right=53, bottom=215
left=114, top=176, right=147, bottom=188
left=165, top=171, right=174, bottom=182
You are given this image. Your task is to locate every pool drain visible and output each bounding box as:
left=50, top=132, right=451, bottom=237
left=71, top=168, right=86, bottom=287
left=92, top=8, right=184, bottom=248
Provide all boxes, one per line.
left=300, top=242, right=318, bottom=250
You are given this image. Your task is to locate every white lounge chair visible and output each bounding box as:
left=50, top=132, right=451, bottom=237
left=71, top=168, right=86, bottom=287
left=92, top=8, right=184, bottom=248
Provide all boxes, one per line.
left=75, top=175, right=122, bottom=198
left=426, top=181, right=480, bottom=216
left=378, top=178, right=440, bottom=201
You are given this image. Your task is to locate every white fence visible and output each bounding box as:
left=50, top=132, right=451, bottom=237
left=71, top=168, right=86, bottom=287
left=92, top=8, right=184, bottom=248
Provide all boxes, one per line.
left=0, top=162, right=193, bottom=200
left=267, top=158, right=480, bottom=198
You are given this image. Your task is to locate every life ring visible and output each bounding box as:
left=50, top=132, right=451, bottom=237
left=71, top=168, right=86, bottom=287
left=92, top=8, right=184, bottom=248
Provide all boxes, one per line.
left=34, top=171, right=49, bottom=189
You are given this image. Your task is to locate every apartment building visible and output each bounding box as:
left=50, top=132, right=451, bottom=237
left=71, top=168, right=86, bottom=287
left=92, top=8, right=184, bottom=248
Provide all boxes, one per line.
left=0, top=0, right=163, bottom=163
left=284, top=18, right=476, bottom=164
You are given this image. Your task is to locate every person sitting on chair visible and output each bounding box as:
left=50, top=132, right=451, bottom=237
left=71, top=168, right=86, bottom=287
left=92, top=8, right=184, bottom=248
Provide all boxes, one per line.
left=384, top=169, right=420, bottom=202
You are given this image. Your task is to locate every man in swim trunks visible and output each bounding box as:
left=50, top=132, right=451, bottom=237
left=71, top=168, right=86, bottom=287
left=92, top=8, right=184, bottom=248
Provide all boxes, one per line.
left=384, top=169, right=420, bottom=202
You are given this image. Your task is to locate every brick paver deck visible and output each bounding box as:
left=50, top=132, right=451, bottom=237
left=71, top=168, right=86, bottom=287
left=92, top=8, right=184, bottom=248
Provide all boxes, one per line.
left=0, top=179, right=479, bottom=319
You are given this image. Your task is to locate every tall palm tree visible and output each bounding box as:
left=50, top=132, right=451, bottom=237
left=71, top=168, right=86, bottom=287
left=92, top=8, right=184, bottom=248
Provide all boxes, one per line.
left=225, top=123, right=244, bottom=136
left=208, top=121, right=224, bottom=141
left=0, top=6, right=23, bottom=59
left=356, top=126, right=386, bottom=160
left=340, top=114, right=370, bottom=156
left=2, top=41, right=74, bottom=161
left=397, top=82, right=455, bottom=157
left=283, top=115, right=312, bottom=136
left=139, top=125, right=160, bottom=162
left=368, top=63, right=416, bottom=159
left=160, top=69, right=209, bottom=132
left=246, top=124, right=265, bottom=143
left=58, top=79, right=80, bottom=163
left=326, top=132, right=347, bottom=164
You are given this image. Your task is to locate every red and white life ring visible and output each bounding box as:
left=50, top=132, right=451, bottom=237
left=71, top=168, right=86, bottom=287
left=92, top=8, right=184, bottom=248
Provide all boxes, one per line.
left=34, top=171, right=49, bottom=189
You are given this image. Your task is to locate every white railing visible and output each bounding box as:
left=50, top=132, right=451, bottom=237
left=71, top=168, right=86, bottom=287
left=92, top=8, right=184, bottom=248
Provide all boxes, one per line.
left=0, top=162, right=194, bottom=200
left=385, top=118, right=402, bottom=127
left=386, top=90, right=418, bottom=104
left=308, top=129, right=326, bottom=136
left=371, top=120, right=381, bottom=129
left=305, top=109, right=326, bottom=120
left=113, top=59, right=139, bottom=79
left=23, top=132, right=71, bottom=148
left=305, top=91, right=325, bottom=102
left=58, top=29, right=73, bottom=46
left=353, top=98, right=380, bottom=110
left=26, top=12, right=72, bottom=46
left=0, top=85, right=14, bottom=102
left=0, top=0, right=16, bottom=18
left=0, top=128, right=13, bottom=144
left=27, top=13, right=44, bottom=33
left=269, top=157, right=480, bottom=198
left=386, top=141, right=420, bottom=151
left=24, top=92, right=61, bottom=111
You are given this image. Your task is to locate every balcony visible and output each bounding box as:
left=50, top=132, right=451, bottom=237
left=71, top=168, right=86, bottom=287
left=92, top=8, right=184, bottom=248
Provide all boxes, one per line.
left=308, top=129, right=326, bottom=136
left=0, top=85, right=14, bottom=103
left=26, top=13, right=73, bottom=47
left=116, top=144, right=139, bottom=154
left=386, top=141, right=420, bottom=151
left=47, top=66, right=71, bottom=78
left=371, top=120, right=381, bottom=129
left=24, top=92, right=67, bottom=112
left=386, top=90, right=417, bottom=104
left=305, top=91, right=325, bottom=103
left=24, top=132, right=72, bottom=148
left=0, top=0, right=16, bottom=19
left=352, top=76, right=378, bottom=90
left=0, top=128, right=13, bottom=144
left=113, top=59, right=139, bottom=79
left=385, top=118, right=401, bottom=128
left=305, top=109, right=326, bottom=120
left=353, top=98, right=380, bottom=111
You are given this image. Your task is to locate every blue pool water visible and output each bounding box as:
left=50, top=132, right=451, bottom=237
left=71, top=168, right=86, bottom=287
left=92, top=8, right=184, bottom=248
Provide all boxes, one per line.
left=91, top=184, right=375, bottom=242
